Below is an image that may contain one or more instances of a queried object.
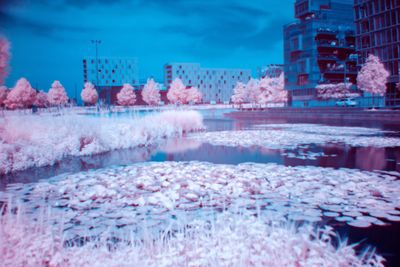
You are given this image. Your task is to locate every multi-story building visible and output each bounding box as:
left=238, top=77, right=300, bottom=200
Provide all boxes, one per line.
left=83, top=57, right=139, bottom=104
left=163, top=63, right=252, bottom=104
left=354, top=0, right=400, bottom=106
left=284, top=0, right=358, bottom=107
left=257, top=64, right=284, bottom=79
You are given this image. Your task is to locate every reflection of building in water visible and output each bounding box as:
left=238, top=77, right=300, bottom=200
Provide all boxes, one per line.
left=355, top=147, right=386, bottom=171
left=164, top=143, right=284, bottom=165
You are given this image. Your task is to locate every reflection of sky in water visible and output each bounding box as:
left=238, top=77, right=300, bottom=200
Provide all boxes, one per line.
left=2, top=116, right=400, bottom=189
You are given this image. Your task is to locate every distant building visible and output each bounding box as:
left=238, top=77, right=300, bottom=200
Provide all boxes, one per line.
left=163, top=63, right=252, bottom=104
left=284, top=0, right=358, bottom=107
left=257, top=64, right=284, bottom=79
left=83, top=57, right=139, bottom=104
left=354, top=0, right=400, bottom=107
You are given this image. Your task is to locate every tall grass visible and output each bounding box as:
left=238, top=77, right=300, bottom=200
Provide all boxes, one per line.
left=0, top=200, right=384, bottom=267
left=0, top=110, right=204, bottom=174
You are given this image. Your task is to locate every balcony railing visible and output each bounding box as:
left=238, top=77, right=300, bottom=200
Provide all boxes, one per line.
left=316, top=28, right=338, bottom=35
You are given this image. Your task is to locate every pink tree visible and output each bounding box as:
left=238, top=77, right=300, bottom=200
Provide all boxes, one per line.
left=81, top=82, right=98, bottom=105
left=117, top=83, right=136, bottom=106
left=48, top=80, right=68, bottom=106
left=141, top=78, right=161, bottom=106
left=167, top=78, right=186, bottom=105
left=246, top=78, right=261, bottom=106
left=357, top=54, right=389, bottom=106
left=231, top=82, right=247, bottom=106
left=0, top=85, right=8, bottom=107
left=0, top=37, right=10, bottom=85
left=186, top=86, right=202, bottom=104
left=257, top=74, right=288, bottom=105
left=4, top=78, right=36, bottom=109
left=33, top=91, right=49, bottom=108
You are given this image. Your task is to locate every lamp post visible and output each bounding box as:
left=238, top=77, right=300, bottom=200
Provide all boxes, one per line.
left=91, top=40, right=101, bottom=87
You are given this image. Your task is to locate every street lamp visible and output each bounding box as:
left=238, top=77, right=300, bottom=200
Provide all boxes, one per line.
left=91, top=40, right=101, bottom=87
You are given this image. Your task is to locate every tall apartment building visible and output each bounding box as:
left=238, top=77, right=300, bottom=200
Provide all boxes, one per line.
left=284, top=0, right=358, bottom=107
left=257, top=64, right=284, bottom=79
left=83, top=57, right=139, bottom=104
left=164, top=63, right=252, bottom=104
left=354, top=0, right=400, bottom=106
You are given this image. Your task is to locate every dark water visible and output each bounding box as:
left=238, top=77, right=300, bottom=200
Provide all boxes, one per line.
left=1, top=109, right=400, bottom=266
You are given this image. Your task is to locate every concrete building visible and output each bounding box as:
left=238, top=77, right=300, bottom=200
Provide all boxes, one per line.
left=354, top=0, right=400, bottom=107
left=83, top=57, right=139, bottom=104
left=257, top=64, right=284, bottom=79
left=284, top=0, right=358, bottom=107
left=163, top=63, right=252, bottom=104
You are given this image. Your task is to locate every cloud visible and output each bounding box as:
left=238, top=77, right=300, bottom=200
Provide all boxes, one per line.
left=0, top=9, right=97, bottom=39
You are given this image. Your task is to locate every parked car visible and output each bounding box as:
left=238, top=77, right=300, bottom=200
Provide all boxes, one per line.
left=336, top=98, right=357, bottom=107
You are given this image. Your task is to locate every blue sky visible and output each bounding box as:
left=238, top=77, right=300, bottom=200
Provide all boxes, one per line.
left=0, top=0, right=294, bottom=98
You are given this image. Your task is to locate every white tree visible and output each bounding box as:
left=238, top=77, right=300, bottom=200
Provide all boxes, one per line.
left=357, top=54, right=389, bottom=107
left=258, top=74, right=287, bottom=105
left=167, top=78, right=186, bottom=105
left=142, top=78, right=161, bottom=106
left=186, top=86, right=202, bottom=104
left=246, top=78, right=261, bottom=107
left=231, top=82, right=247, bottom=107
left=117, top=83, right=136, bottom=106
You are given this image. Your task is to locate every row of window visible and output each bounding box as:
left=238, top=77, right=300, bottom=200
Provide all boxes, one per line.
left=358, top=9, right=400, bottom=34
left=355, top=0, right=399, bottom=20
left=359, top=28, right=399, bottom=49
left=86, top=59, right=136, bottom=65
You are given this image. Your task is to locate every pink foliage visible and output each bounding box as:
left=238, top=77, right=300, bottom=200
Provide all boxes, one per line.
left=33, top=91, right=50, bottom=108
left=357, top=54, right=389, bottom=96
left=186, top=86, right=202, bottom=104
left=258, top=73, right=288, bottom=104
left=316, top=82, right=359, bottom=99
left=231, top=82, right=247, bottom=104
left=117, top=83, right=136, bottom=106
left=0, top=37, right=10, bottom=85
left=33, top=90, right=49, bottom=108
left=167, top=78, right=186, bottom=104
left=4, top=78, right=36, bottom=109
left=81, top=82, right=98, bottom=105
left=141, top=78, right=161, bottom=105
left=0, top=85, right=8, bottom=106
left=246, top=78, right=261, bottom=104
left=48, top=80, right=68, bottom=106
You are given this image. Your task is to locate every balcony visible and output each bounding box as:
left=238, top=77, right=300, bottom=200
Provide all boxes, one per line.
left=323, top=67, right=357, bottom=75
left=315, top=28, right=338, bottom=39
left=317, top=54, right=338, bottom=62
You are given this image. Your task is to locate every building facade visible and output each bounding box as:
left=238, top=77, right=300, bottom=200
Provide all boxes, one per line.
left=257, top=64, right=284, bottom=79
left=164, top=63, right=252, bottom=104
left=83, top=57, right=139, bottom=104
left=354, top=0, right=400, bottom=106
left=284, top=0, right=358, bottom=107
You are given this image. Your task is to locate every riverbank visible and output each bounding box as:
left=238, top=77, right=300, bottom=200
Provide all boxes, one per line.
left=226, top=107, right=400, bottom=123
